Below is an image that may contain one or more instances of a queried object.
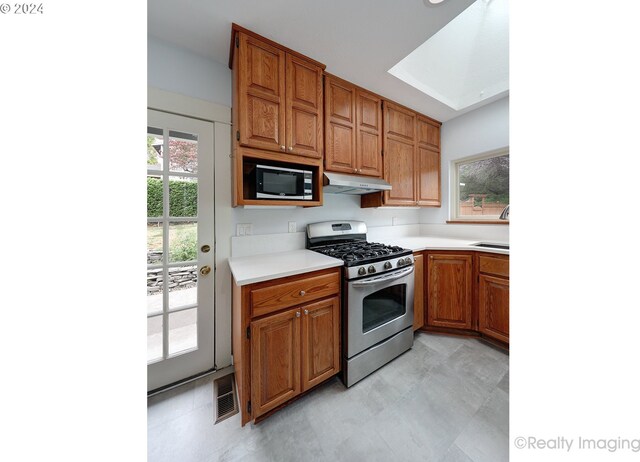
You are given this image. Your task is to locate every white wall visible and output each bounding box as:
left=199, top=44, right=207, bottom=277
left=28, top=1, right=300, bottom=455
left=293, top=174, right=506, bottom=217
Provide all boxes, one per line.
left=234, top=194, right=421, bottom=235
left=421, top=96, right=509, bottom=225
left=148, top=36, right=231, bottom=107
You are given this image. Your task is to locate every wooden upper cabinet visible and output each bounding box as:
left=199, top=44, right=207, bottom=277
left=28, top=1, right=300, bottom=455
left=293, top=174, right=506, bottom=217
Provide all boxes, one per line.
left=324, top=75, right=357, bottom=173
left=362, top=102, right=441, bottom=208
left=356, top=89, right=383, bottom=177
left=324, top=75, right=382, bottom=177
left=383, top=102, right=417, bottom=205
left=286, top=54, right=323, bottom=158
left=416, top=116, right=441, bottom=206
left=237, top=32, right=286, bottom=152
left=417, top=116, right=440, bottom=150
left=234, top=28, right=324, bottom=158
left=427, top=253, right=473, bottom=330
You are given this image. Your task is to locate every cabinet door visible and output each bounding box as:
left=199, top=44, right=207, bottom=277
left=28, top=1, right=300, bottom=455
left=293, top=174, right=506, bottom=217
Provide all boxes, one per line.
left=478, top=275, right=509, bottom=344
left=417, top=116, right=440, bottom=151
left=251, top=308, right=301, bottom=418
left=416, top=146, right=441, bottom=206
left=286, top=54, right=323, bottom=158
left=427, top=254, right=473, bottom=329
left=324, top=76, right=356, bottom=173
left=384, top=138, right=416, bottom=205
left=413, top=253, right=425, bottom=331
left=301, top=296, right=341, bottom=391
left=356, top=90, right=383, bottom=177
left=238, top=32, right=286, bottom=153
left=383, top=102, right=417, bottom=205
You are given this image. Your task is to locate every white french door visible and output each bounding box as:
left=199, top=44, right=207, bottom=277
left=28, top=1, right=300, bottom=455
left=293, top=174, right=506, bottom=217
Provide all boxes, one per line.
left=147, top=109, right=215, bottom=391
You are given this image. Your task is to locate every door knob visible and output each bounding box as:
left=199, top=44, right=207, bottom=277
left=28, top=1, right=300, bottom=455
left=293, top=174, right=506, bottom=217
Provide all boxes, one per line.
left=199, top=265, right=212, bottom=276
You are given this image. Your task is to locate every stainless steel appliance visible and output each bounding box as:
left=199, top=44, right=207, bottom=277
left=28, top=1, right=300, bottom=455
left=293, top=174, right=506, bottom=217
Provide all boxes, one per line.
left=323, top=172, right=392, bottom=195
left=306, top=221, right=414, bottom=387
left=254, top=164, right=313, bottom=200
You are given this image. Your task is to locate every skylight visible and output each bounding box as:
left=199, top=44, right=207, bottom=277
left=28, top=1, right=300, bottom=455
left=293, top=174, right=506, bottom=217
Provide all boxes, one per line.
left=389, top=0, right=508, bottom=111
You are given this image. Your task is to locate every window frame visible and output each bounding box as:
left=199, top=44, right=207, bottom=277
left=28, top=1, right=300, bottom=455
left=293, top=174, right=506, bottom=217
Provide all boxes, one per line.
left=449, top=147, right=509, bottom=223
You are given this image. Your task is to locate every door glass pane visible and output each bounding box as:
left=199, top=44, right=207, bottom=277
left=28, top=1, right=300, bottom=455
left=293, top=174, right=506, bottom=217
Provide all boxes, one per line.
left=147, top=127, right=164, bottom=172
left=362, top=284, right=407, bottom=333
left=169, top=221, right=197, bottom=263
left=168, top=264, right=197, bottom=310
left=458, top=154, right=509, bottom=218
left=147, top=175, right=163, bottom=218
left=169, top=309, right=198, bottom=355
left=147, top=222, right=163, bottom=264
left=169, top=130, right=198, bottom=174
left=148, top=315, right=163, bottom=363
left=169, top=176, right=197, bottom=218
left=147, top=268, right=163, bottom=315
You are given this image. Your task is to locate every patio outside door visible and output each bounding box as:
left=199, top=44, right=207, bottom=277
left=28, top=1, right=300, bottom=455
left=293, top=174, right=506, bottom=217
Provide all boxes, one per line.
left=147, top=109, right=215, bottom=391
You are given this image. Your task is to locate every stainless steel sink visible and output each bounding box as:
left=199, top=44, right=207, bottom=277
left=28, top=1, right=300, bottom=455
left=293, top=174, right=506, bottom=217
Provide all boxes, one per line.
left=471, top=242, right=509, bottom=250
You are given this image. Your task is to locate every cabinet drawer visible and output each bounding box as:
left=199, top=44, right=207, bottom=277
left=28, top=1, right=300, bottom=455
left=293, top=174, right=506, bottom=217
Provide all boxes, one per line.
left=478, top=255, right=509, bottom=278
left=250, top=271, right=340, bottom=318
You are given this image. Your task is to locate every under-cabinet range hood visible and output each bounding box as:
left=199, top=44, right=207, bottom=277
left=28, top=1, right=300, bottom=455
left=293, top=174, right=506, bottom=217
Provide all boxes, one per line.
left=323, top=172, right=392, bottom=195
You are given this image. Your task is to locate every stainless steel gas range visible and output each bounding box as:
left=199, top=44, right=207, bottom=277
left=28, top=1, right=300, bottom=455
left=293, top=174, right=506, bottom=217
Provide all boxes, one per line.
left=306, top=221, right=414, bottom=387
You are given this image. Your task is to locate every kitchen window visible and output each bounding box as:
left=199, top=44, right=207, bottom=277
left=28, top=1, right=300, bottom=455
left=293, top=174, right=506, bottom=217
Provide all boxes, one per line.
left=450, top=149, right=509, bottom=222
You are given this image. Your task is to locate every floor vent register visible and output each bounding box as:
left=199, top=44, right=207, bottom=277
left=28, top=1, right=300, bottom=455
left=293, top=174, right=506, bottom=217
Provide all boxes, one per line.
left=214, top=373, right=238, bottom=424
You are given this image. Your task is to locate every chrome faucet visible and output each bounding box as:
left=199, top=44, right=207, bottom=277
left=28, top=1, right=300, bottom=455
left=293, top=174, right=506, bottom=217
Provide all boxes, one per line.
left=499, top=205, right=510, bottom=220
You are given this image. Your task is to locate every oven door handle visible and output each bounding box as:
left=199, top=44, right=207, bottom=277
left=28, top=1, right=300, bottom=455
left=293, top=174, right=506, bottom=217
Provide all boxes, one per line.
left=351, top=266, right=414, bottom=287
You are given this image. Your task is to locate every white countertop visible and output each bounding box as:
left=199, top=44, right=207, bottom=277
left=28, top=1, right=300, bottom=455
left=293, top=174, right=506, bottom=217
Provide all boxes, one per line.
left=229, top=249, right=343, bottom=286
left=378, top=236, right=509, bottom=255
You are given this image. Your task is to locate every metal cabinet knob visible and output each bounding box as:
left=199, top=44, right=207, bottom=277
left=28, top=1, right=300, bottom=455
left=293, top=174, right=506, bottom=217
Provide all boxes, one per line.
left=199, top=265, right=211, bottom=276
left=353, top=168, right=357, bottom=173
left=296, top=311, right=301, bottom=318
left=299, top=290, right=306, bottom=296
left=288, top=146, right=293, bottom=152
left=304, top=309, right=309, bottom=315
left=280, top=145, right=286, bottom=150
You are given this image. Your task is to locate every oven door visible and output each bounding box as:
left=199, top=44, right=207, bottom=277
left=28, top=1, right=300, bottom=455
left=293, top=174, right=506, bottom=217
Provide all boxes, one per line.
left=346, top=265, right=414, bottom=358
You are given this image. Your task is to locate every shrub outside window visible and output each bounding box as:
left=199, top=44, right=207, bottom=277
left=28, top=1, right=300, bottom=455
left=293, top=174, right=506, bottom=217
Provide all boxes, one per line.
left=451, top=149, right=509, bottom=221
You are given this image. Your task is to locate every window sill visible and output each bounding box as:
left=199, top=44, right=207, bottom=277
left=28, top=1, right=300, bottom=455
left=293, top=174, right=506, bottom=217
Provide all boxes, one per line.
left=446, top=220, right=509, bottom=225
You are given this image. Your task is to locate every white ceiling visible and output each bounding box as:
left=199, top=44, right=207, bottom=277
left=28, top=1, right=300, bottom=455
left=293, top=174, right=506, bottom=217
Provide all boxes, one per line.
left=148, top=0, right=508, bottom=122
left=389, top=0, right=509, bottom=111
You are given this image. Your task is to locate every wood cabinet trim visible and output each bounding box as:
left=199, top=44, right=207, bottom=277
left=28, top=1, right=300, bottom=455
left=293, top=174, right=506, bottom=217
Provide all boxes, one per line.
left=230, top=24, right=326, bottom=70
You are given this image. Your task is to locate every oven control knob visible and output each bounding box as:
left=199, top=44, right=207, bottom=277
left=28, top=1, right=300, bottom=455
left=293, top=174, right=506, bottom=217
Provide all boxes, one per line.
left=397, top=258, right=406, bottom=267
left=384, top=261, right=392, bottom=270
left=368, top=265, right=376, bottom=274
left=358, top=267, right=366, bottom=276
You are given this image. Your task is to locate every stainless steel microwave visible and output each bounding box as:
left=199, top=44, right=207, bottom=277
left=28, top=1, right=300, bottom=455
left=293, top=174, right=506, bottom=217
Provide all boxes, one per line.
left=255, top=164, right=313, bottom=200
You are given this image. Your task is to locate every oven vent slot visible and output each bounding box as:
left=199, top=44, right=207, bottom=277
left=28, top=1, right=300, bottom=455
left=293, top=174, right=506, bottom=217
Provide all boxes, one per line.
left=214, top=374, right=238, bottom=424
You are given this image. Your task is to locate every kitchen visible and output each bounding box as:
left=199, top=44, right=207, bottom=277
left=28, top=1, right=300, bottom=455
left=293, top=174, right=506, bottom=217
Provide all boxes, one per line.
left=147, top=0, right=510, bottom=460
left=4, top=1, right=639, bottom=462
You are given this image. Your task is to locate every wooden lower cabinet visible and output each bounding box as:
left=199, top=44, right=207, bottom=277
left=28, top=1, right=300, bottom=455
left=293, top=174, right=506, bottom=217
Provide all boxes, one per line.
left=412, top=253, right=425, bottom=330
left=251, top=308, right=301, bottom=417
left=233, top=267, right=341, bottom=425
left=420, top=252, right=509, bottom=348
left=426, top=253, right=473, bottom=330
left=301, top=297, right=341, bottom=390
left=478, top=275, right=509, bottom=343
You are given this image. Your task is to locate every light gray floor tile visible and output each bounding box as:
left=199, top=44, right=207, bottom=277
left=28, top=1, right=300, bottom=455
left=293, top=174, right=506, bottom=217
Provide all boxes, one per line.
left=439, top=444, right=475, bottom=462
left=454, top=389, right=509, bottom=462
left=148, top=332, right=509, bottom=462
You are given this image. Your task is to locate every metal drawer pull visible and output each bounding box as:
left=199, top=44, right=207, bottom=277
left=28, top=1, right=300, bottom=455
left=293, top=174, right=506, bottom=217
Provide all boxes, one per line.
left=304, top=309, right=309, bottom=315
left=299, top=290, right=306, bottom=296
left=296, top=311, right=301, bottom=318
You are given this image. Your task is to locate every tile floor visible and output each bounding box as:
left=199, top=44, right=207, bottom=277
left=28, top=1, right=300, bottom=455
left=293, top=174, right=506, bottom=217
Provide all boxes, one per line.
left=148, top=332, right=509, bottom=462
